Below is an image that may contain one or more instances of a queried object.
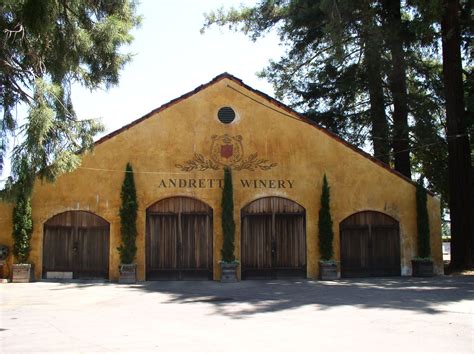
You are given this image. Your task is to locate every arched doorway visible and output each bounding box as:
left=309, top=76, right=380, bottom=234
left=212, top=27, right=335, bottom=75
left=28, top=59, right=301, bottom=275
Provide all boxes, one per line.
left=241, top=197, right=306, bottom=279
left=146, top=197, right=213, bottom=280
left=43, top=211, right=110, bottom=279
left=340, top=211, right=400, bottom=278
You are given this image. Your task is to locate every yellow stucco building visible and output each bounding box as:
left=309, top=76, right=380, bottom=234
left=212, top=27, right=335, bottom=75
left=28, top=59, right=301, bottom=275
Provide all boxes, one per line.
left=0, top=73, right=443, bottom=281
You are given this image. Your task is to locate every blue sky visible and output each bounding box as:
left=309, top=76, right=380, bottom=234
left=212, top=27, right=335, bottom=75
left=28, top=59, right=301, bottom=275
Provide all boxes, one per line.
left=73, top=0, right=284, bottom=135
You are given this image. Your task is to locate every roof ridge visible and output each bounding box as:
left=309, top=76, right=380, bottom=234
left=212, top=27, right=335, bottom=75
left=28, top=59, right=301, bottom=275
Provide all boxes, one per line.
left=94, top=73, right=232, bottom=145
left=93, top=72, right=432, bottom=196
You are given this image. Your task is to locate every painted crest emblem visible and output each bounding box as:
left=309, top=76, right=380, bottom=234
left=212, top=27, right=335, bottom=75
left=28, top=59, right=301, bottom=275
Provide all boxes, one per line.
left=210, top=134, right=243, bottom=166
left=175, top=134, right=277, bottom=172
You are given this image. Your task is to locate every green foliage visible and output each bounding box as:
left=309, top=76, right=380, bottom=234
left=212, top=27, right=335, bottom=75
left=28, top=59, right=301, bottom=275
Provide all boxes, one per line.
left=1, top=0, right=140, bottom=191
left=221, top=166, right=236, bottom=263
left=416, top=181, right=431, bottom=258
left=117, top=163, right=138, bottom=264
left=203, top=1, right=389, bottom=150
left=408, top=59, right=448, bottom=208
left=318, top=174, right=334, bottom=261
left=11, top=157, right=33, bottom=263
left=202, top=0, right=473, bottom=208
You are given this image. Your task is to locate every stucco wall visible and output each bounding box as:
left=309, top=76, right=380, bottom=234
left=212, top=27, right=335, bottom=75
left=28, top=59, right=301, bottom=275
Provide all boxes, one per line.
left=0, top=76, right=443, bottom=280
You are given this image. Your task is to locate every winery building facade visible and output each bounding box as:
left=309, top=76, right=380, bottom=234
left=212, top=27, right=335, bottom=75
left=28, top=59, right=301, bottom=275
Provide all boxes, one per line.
left=0, top=73, right=443, bottom=281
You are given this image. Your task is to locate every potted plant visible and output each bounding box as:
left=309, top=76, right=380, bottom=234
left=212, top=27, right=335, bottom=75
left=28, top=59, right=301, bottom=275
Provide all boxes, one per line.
left=11, top=158, right=34, bottom=282
left=318, top=174, right=338, bottom=280
left=412, top=181, right=434, bottom=277
left=117, top=163, right=138, bottom=283
left=220, top=167, right=239, bottom=282
left=0, top=245, right=9, bottom=282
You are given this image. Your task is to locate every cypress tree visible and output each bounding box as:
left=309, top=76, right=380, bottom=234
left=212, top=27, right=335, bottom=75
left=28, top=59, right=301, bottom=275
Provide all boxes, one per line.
left=12, top=158, right=33, bottom=264
left=117, top=163, right=138, bottom=264
left=416, top=181, right=431, bottom=258
left=221, top=166, right=236, bottom=263
left=318, top=174, right=334, bottom=261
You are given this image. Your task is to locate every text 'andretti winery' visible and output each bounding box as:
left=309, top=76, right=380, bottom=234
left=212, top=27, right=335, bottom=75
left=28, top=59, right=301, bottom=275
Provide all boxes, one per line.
left=157, top=178, right=295, bottom=189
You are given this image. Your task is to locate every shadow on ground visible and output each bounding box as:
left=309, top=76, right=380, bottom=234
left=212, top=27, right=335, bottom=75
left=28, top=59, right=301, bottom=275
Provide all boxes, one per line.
left=46, top=276, right=474, bottom=319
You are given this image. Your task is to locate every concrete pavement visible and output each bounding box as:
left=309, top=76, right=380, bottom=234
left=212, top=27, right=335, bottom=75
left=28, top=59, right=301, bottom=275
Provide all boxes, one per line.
left=1, top=276, right=473, bottom=352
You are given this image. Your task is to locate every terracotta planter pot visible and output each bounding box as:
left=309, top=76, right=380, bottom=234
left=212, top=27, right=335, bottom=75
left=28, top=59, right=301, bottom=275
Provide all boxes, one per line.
left=412, top=259, right=434, bottom=277
left=319, top=261, right=339, bottom=280
left=220, top=262, right=238, bottom=283
left=0, top=260, right=8, bottom=281
left=119, top=263, right=137, bottom=284
left=12, top=264, right=35, bottom=283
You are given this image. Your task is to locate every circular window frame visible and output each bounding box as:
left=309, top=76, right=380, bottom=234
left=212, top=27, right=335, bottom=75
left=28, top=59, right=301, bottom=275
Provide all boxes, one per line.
left=217, top=106, right=238, bottom=124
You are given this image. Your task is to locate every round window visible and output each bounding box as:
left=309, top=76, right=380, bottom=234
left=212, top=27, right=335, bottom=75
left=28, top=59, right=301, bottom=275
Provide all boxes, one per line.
left=217, top=107, right=236, bottom=124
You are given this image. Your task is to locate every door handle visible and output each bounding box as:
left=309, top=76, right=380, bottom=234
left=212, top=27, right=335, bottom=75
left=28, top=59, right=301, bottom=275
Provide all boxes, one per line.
left=73, top=241, right=79, bottom=253
left=271, top=241, right=276, bottom=254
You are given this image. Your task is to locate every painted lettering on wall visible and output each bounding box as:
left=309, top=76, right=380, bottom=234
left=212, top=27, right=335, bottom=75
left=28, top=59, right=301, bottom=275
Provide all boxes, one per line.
left=240, top=179, right=294, bottom=189
left=157, top=179, right=294, bottom=189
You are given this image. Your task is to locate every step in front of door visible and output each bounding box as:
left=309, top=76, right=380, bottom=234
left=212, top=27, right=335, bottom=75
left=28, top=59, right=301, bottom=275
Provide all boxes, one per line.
left=46, top=271, right=73, bottom=279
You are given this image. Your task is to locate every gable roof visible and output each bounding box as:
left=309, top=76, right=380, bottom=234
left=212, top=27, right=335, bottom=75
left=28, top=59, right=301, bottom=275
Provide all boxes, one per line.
left=95, top=72, right=429, bottom=195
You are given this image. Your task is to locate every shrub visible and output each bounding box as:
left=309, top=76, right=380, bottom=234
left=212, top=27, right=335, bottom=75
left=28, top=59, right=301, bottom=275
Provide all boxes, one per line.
left=318, top=174, right=334, bottom=261
left=117, top=163, right=138, bottom=264
left=221, top=166, right=236, bottom=263
left=12, top=158, right=33, bottom=264
left=416, top=181, right=431, bottom=258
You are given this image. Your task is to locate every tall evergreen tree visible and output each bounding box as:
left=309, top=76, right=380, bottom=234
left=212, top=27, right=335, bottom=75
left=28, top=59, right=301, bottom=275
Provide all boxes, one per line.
left=361, top=0, right=391, bottom=165
left=117, top=163, right=138, bottom=264
left=202, top=0, right=423, bottom=174
left=416, top=181, right=431, bottom=258
left=440, top=0, right=473, bottom=268
left=203, top=0, right=386, bottom=152
left=381, top=0, right=411, bottom=178
left=318, top=174, right=334, bottom=261
left=1, top=0, right=140, bottom=193
left=221, top=166, right=236, bottom=262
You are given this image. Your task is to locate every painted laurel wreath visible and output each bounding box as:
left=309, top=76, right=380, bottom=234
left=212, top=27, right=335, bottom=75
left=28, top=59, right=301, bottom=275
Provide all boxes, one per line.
left=175, top=152, right=277, bottom=171
left=175, top=153, right=219, bottom=171
left=233, top=153, right=278, bottom=171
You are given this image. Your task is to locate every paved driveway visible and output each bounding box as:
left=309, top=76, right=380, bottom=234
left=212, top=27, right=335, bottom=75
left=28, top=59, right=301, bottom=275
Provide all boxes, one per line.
left=1, top=276, right=473, bottom=352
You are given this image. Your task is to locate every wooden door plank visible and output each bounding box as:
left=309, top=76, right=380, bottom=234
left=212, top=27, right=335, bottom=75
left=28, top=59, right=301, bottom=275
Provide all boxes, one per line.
left=43, top=226, right=75, bottom=273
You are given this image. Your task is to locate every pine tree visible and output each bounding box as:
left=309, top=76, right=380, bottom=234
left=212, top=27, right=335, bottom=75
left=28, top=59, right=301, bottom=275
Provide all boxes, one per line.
left=416, top=181, right=431, bottom=259
left=318, top=174, right=334, bottom=261
left=1, top=0, right=140, bottom=191
left=381, top=0, right=411, bottom=178
left=221, top=166, right=236, bottom=263
left=12, top=158, right=33, bottom=264
left=440, top=0, right=473, bottom=268
left=202, top=0, right=472, bottom=218
left=117, top=163, right=138, bottom=264
left=203, top=1, right=393, bottom=163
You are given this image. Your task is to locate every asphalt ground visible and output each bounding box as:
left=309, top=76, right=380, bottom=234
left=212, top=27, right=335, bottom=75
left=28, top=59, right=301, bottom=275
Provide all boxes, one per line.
left=1, top=276, right=473, bottom=352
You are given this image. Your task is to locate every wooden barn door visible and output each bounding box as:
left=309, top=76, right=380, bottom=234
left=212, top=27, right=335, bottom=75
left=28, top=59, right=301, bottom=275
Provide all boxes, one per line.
left=241, top=197, right=306, bottom=279
left=43, top=211, right=110, bottom=279
left=340, top=211, right=400, bottom=278
left=180, top=213, right=212, bottom=274
left=241, top=215, right=273, bottom=277
left=77, top=226, right=110, bottom=278
left=146, top=197, right=213, bottom=280
left=43, top=226, right=75, bottom=274
left=147, top=214, right=178, bottom=273
left=274, top=214, right=306, bottom=275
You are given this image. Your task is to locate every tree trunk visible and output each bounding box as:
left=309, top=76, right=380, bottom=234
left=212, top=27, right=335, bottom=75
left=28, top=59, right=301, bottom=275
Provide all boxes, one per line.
left=382, top=0, right=411, bottom=179
left=441, top=0, right=473, bottom=269
left=362, top=5, right=390, bottom=165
